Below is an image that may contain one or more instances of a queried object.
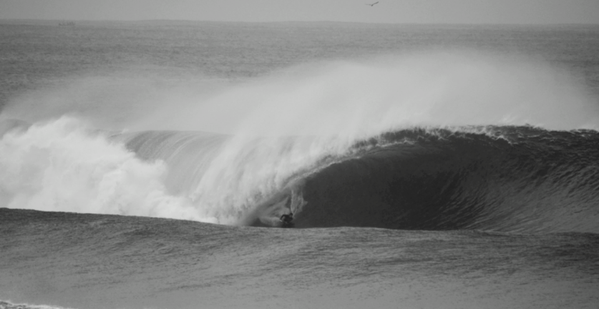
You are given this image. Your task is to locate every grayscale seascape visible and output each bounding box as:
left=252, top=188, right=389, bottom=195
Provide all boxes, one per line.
left=1, top=17, right=599, bottom=309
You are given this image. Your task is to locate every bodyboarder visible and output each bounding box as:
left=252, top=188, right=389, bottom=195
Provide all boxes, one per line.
left=280, top=213, right=294, bottom=228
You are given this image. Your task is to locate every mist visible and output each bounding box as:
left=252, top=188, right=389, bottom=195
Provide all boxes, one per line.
left=4, top=50, right=596, bottom=137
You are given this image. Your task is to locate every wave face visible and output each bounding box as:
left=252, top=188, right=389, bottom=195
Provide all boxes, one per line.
left=295, top=126, right=599, bottom=233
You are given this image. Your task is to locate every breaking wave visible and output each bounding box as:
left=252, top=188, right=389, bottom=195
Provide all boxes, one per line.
left=1, top=51, right=599, bottom=232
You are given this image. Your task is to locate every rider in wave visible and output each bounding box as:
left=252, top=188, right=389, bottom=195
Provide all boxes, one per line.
left=280, top=213, right=294, bottom=228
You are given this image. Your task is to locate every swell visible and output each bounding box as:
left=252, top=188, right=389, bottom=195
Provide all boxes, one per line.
left=293, top=126, right=599, bottom=233
left=3, top=207, right=599, bottom=309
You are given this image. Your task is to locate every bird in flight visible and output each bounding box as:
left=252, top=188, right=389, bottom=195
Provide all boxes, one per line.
left=366, top=1, right=379, bottom=6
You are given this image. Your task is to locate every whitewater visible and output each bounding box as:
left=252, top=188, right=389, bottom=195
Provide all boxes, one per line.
left=1, top=21, right=599, bottom=309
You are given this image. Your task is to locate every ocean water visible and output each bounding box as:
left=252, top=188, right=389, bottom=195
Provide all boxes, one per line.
left=1, top=20, right=599, bottom=309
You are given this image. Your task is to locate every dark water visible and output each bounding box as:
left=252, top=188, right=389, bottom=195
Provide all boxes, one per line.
left=296, top=126, right=599, bottom=233
left=1, top=21, right=599, bottom=308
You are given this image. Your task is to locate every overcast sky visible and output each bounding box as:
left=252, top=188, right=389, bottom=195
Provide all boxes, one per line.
left=0, top=0, right=598, bottom=24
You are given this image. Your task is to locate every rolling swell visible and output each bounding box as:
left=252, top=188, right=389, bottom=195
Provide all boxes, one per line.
left=294, top=126, right=599, bottom=233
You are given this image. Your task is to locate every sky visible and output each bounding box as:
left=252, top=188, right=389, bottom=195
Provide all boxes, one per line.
left=0, top=0, right=598, bottom=24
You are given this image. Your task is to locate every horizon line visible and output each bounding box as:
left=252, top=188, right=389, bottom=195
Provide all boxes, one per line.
left=1, top=18, right=599, bottom=27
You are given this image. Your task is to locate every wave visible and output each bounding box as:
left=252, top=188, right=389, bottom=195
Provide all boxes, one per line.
left=292, top=126, right=599, bottom=233
left=1, top=51, right=599, bottom=233
left=6, top=116, right=597, bottom=234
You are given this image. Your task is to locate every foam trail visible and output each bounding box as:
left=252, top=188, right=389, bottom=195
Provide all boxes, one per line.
left=0, top=117, right=215, bottom=223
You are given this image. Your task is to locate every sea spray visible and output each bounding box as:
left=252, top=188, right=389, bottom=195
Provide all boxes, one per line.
left=121, top=131, right=347, bottom=224
left=5, top=50, right=595, bottom=136
left=183, top=51, right=598, bottom=138
left=0, top=117, right=215, bottom=222
left=0, top=117, right=341, bottom=225
left=142, top=51, right=598, bottom=224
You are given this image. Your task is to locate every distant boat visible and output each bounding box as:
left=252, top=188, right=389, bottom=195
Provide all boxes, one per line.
left=366, top=1, right=379, bottom=6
